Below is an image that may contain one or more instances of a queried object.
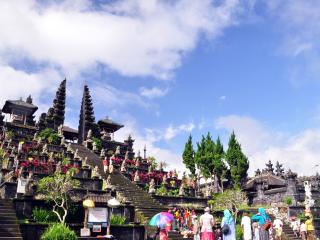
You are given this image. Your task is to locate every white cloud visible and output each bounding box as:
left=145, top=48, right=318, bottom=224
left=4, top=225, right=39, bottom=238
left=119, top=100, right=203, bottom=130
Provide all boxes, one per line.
left=0, top=64, right=62, bottom=115
left=139, top=87, right=168, bottom=99
left=164, top=123, right=195, bottom=140
left=265, top=1, right=320, bottom=84
left=92, top=83, right=149, bottom=109
left=114, top=120, right=185, bottom=173
left=219, top=95, right=226, bottom=101
left=0, top=0, right=242, bottom=80
left=215, top=115, right=319, bottom=176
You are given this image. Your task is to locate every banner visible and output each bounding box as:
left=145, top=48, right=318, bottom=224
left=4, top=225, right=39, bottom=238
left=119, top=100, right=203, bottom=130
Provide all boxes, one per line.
left=88, top=207, right=108, bottom=223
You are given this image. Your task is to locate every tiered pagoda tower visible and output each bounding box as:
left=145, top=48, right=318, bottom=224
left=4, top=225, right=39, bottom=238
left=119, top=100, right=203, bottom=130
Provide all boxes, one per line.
left=78, top=85, right=99, bottom=144
left=44, top=79, right=66, bottom=130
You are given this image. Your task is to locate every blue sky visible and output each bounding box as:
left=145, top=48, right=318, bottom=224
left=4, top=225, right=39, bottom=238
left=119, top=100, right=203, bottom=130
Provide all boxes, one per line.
left=1, top=0, right=320, bottom=175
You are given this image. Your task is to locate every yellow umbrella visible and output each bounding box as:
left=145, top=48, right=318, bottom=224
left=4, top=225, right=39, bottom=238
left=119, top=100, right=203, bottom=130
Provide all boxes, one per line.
left=83, top=199, right=95, bottom=208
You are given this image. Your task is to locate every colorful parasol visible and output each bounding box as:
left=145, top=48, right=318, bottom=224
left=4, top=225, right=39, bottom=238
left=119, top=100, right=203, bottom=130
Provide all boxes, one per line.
left=149, top=212, right=174, bottom=227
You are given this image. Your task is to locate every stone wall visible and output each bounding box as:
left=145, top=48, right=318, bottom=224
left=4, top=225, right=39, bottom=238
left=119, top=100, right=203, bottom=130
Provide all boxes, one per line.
left=153, top=195, right=208, bottom=209
left=20, top=223, right=145, bottom=240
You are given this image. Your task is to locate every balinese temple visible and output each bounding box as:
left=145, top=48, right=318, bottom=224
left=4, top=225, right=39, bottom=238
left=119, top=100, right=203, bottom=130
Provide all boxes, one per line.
left=1, top=97, right=38, bottom=138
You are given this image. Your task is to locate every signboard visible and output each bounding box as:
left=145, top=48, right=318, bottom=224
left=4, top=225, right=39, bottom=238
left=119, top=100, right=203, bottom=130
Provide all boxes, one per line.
left=88, top=207, right=108, bottom=223
left=17, top=178, right=27, bottom=194
left=80, top=228, right=90, bottom=237
left=92, top=225, right=102, bottom=233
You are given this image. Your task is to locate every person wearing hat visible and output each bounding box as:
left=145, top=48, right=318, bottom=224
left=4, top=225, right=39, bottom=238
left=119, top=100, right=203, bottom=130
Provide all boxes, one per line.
left=200, top=207, right=215, bottom=240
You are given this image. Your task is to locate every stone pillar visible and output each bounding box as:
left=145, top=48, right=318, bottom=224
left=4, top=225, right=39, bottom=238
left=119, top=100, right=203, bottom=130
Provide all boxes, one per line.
left=285, top=170, right=298, bottom=206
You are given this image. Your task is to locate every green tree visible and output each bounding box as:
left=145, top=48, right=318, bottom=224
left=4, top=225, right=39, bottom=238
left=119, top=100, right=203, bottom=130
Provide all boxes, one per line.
left=208, top=188, right=248, bottom=223
left=212, top=137, right=226, bottom=191
left=225, top=132, right=249, bottom=188
left=37, top=170, right=80, bottom=223
left=195, top=135, right=210, bottom=178
left=182, top=135, right=196, bottom=176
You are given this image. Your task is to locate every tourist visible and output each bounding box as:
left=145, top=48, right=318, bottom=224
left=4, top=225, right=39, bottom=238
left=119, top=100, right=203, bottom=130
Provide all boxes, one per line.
left=200, top=207, right=215, bottom=240
left=148, top=227, right=160, bottom=240
left=192, top=215, right=200, bottom=240
left=305, top=215, right=315, bottom=240
left=252, top=222, right=260, bottom=240
left=160, top=225, right=169, bottom=240
left=273, top=217, right=283, bottom=240
left=241, top=211, right=252, bottom=240
left=221, top=209, right=236, bottom=240
left=300, top=220, right=307, bottom=240
left=291, top=217, right=300, bottom=238
left=252, top=207, right=271, bottom=240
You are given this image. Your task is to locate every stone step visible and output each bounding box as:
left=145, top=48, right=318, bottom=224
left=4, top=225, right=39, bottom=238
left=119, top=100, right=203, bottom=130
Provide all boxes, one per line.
left=0, top=238, right=22, bottom=240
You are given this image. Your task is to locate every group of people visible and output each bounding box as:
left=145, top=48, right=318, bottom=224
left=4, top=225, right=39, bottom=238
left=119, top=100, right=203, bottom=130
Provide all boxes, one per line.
left=290, top=215, right=316, bottom=240
left=149, top=207, right=317, bottom=240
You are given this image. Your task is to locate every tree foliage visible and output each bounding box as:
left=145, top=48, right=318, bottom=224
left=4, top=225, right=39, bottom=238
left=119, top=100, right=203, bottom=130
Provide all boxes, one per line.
left=182, top=135, right=196, bottom=176
left=37, top=171, right=80, bottom=223
left=225, top=132, right=249, bottom=188
left=209, top=189, right=248, bottom=223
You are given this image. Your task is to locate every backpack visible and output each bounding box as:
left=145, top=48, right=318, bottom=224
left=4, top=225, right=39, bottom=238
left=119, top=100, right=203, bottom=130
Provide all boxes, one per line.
left=222, top=224, right=230, bottom=235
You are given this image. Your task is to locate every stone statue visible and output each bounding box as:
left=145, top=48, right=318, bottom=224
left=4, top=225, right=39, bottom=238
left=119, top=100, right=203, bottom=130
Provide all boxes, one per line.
left=304, top=181, right=315, bottom=211
left=255, top=169, right=261, bottom=176
left=179, top=183, right=185, bottom=196
left=60, top=136, right=65, bottom=146
left=134, top=171, right=140, bottom=182
left=135, top=158, right=140, bottom=168
left=100, top=148, right=106, bottom=157
left=42, top=144, right=48, bottom=154
left=74, top=148, right=79, bottom=159
left=109, top=159, right=114, bottom=174
left=25, top=172, right=35, bottom=196
left=82, top=157, right=89, bottom=167
left=92, top=166, right=101, bottom=179
left=162, top=173, right=167, bottom=183
left=33, top=132, right=38, bottom=141
left=149, top=179, right=156, bottom=194
left=18, top=141, right=23, bottom=153
left=120, top=160, right=126, bottom=172
left=104, top=175, right=112, bottom=189
left=87, top=129, right=93, bottom=140
left=55, top=161, right=62, bottom=174
left=101, top=130, right=110, bottom=140
left=58, top=124, right=64, bottom=137
left=148, top=164, right=153, bottom=174
left=67, top=143, right=72, bottom=152
left=92, top=141, right=98, bottom=151
left=205, top=184, right=211, bottom=197
left=18, top=166, right=25, bottom=178
left=125, top=151, right=129, bottom=160
left=275, top=161, right=284, bottom=177
left=115, top=146, right=121, bottom=155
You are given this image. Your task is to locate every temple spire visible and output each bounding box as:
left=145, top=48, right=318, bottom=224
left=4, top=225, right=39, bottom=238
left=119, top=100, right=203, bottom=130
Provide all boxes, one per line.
left=43, top=79, right=66, bottom=130
left=78, top=85, right=99, bottom=144
left=52, top=79, right=66, bottom=129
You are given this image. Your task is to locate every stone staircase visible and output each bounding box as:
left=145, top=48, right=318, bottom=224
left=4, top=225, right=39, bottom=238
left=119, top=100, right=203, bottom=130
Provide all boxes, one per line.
left=69, top=144, right=167, bottom=220
left=246, top=208, right=300, bottom=240
left=70, top=144, right=191, bottom=239
left=0, top=199, right=22, bottom=240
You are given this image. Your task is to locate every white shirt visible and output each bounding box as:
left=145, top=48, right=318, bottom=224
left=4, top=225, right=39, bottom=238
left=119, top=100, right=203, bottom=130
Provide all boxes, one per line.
left=200, top=213, right=214, bottom=232
left=273, top=219, right=283, bottom=229
left=300, top=223, right=306, bottom=232
left=241, top=216, right=252, bottom=240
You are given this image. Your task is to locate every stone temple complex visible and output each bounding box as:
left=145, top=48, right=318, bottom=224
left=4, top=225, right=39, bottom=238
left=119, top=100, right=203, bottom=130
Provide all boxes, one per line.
left=0, top=79, right=318, bottom=239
